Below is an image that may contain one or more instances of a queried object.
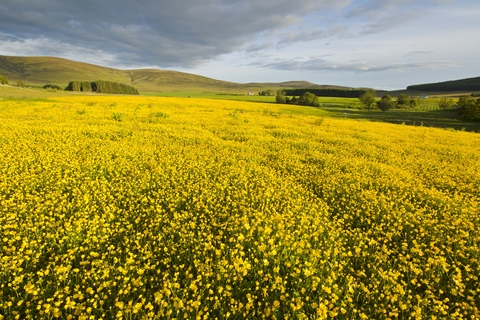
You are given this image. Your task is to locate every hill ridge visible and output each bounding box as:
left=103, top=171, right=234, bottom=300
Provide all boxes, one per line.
left=0, top=55, right=352, bottom=93
left=407, top=76, right=480, bottom=92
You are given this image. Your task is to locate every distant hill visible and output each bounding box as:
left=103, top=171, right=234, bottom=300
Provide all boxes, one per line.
left=407, top=76, right=480, bottom=92
left=0, top=55, right=357, bottom=94
left=0, top=55, right=236, bottom=93
left=0, top=55, right=130, bottom=86
left=243, top=81, right=352, bottom=90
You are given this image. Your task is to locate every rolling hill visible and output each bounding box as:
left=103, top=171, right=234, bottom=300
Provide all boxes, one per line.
left=407, top=76, right=480, bottom=92
left=0, top=55, right=349, bottom=94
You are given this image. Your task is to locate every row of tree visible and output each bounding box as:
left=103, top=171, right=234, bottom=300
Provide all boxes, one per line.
left=43, top=84, right=63, bottom=90
left=65, top=80, right=139, bottom=95
left=359, top=92, right=419, bottom=111
left=276, top=90, right=320, bottom=107
left=1, top=75, right=26, bottom=87
left=361, top=91, right=480, bottom=120
left=457, top=96, right=480, bottom=120
left=258, top=89, right=274, bottom=96
left=407, top=76, right=480, bottom=92
left=1, top=76, right=139, bottom=96
left=0, top=75, right=8, bottom=84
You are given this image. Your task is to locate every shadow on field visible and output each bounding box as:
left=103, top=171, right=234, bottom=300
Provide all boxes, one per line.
left=323, top=107, right=480, bottom=132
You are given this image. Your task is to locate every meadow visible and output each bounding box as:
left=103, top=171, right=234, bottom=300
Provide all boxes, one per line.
left=0, top=94, right=479, bottom=319
left=143, top=92, right=480, bottom=132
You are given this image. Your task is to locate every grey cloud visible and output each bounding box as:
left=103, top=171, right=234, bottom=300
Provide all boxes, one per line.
left=405, top=51, right=434, bottom=56
left=0, top=37, right=118, bottom=65
left=346, top=0, right=449, bottom=35
left=278, top=26, right=348, bottom=45
left=360, top=8, right=422, bottom=34
left=346, top=0, right=417, bottom=18
left=279, top=29, right=327, bottom=44
left=244, top=42, right=275, bottom=53
left=0, top=0, right=334, bottom=68
left=0, top=33, right=21, bottom=41
left=253, top=57, right=456, bottom=73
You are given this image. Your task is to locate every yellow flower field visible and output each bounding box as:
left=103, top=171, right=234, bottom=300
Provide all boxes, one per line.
left=0, top=95, right=479, bottom=319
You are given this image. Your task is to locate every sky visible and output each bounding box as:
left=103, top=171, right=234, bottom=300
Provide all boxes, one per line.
left=0, top=0, right=479, bottom=90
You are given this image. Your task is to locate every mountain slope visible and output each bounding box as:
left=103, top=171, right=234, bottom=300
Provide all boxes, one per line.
left=0, top=55, right=358, bottom=93
left=0, top=55, right=130, bottom=86
left=407, top=76, right=480, bottom=92
left=0, top=55, right=226, bottom=92
left=125, top=69, right=242, bottom=92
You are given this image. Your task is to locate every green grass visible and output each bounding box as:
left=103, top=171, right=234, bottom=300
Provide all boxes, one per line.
left=0, top=56, right=130, bottom=89
left=279, top=96, right=480, bottom=132
left=0, top=84, right=77, bottom=99
left=322, top=107, right=480, bottom=132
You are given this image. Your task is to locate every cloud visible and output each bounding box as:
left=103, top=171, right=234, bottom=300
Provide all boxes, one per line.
left=277, top=26, right=349, bottom=45
left=405, top=51, right=434, bottom=57
left=243, top=42, right=275, bottom=53
left=0, top=0, right=337, bottom=68
left=0, top=32, right=21, bottom=41
left=0, top=37, right=118, bottom=66
left=360, top=8, right=422, bottom=35
left=252, top=57, right=457, bottom=73
left=345, top=0, right=451, bottom=35
left=346, top=0, right=417, bottom=18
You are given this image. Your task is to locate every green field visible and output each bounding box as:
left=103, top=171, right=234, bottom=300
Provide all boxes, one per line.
left=322, top=108, right=480, bottom=132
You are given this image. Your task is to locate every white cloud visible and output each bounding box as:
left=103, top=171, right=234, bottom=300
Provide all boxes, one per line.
left=0, top=37, right=118, bottom=66
left=251, top=57, right=458, bottom=73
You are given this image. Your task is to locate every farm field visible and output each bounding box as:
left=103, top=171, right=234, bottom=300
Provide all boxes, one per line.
left=1, top=94, right=479, bottom=319
left=142, top=92, right=278, bottom=103
left=142, top=92, right=365, bottom=106
left=322, top=107, right=480, bottom=133
left=141, top=91, right=480, bottom=132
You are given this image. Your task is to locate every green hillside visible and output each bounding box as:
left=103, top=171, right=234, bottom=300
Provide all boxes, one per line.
left=126, top=69, right=242, bottom=92
left=243, top=81, right=352, bottom=90
left=0, top=56, right=130, bottom=87
left=407, top=76, right=480, bottom=92
left=0, top=55, right=349, bottom=94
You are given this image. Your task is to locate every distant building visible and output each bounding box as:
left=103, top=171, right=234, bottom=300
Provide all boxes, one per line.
left=420, top=94, right=429, bottom=99
left=248, top=92, right=255, bottom=96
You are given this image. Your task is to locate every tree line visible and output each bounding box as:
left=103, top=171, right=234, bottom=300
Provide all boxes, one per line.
left=65, top=80, right=139, bottom=95
left=43, top=84, right=63, bottom=90
left=276, top=90, right=320, bottom=107
left=359, top=90, right=480, bottom=120
left=1, top=75, right=26, bottom=88
left=258, top=89, right=274, bottom=96
left=407, top=76, right=480, bottom=92
left=457, top=96, right=480, bottom=120
left=0, top=75, right=8, bottom=85
left=1, top=75, right=139, bottom=95
left=359, top=92, right=419, bottom=112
